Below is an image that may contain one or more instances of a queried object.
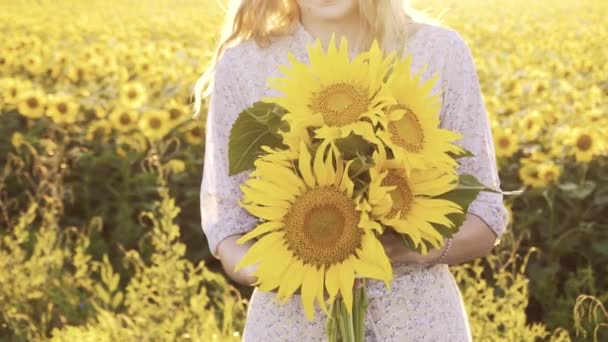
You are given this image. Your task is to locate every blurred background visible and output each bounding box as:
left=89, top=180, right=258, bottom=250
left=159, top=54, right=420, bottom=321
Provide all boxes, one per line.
left=0, top=0, right=606, bottom=341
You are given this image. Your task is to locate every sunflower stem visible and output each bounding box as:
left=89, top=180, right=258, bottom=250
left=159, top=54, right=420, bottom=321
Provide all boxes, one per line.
left=346, top=296, right=356, bottom=342
left=353, top=284, right=361, bottom=342
left=336, top=297, right=350, bottom=341
left=326, top=299, right=338, bottom=342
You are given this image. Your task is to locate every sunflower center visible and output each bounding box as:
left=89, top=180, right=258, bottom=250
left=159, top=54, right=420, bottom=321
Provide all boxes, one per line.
left=57, top=103, right=68, bottom=114
left=310, top=82, right=369, bottom=127
left=190, top=127, right=202, bottom=137
left=128, top=90, right=138, bottom=99
left=283, top=186, right=362, bottom=267
left=169, top=108, right=181, bottom=120
left=498, top=137, right=511, bottom=149
left=576, top=134, right=592, bottom=151
left=382, top=170, right=414, bottom=219
left=120, top=113, right=132, bottom=125
left=149, top=117, right=162, bottom=130
left=387, top=104, right=425, bottom=152
left=27, top=97, right=39, bottom=109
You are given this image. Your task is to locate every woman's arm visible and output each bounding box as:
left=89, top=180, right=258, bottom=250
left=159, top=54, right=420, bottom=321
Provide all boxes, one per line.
left=200, top=47, right=259, bottom=283
left=382, top=28, right=509, bottom=266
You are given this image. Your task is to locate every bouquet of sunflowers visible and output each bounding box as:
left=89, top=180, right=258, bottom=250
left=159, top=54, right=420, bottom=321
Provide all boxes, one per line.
left=227, top=35, right=500, bottom=342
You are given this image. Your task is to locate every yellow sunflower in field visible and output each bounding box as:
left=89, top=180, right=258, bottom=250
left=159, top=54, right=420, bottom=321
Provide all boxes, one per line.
left=369, top=147, right=462, bottom=254
left=17, top=88, right=47, bottom=119
left=109, top=106, right=139, bottom=132
left=568, top=128, right=600, bottom=163
left=164, top=98, right=190, bottom=128
left=263, top=36, right=395, bottom=150
left=377, top=55, right=464, bottom=171
left=537, top=162, right=561, bottom=185
left=85, top=119, right=112, bottom=144
left=138, top=109, right=171, bottom=141
left=518, top=163, right=545, bottom=188
left=120, top=81, right=148, bottom=109
left=519, top=110, right=544, bottom=141
left=0, top=52, right=15, bottom=74
left=494, top=128, right=519, bottom=158
left=47, top=94, right=80, bottom=124
left=183, top=120, right=205, bottom=145
left=235, top=140, right=393, bottom=321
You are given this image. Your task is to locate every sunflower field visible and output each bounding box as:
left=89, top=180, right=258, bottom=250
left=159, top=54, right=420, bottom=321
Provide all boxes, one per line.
left=0, top=0, right=606, bottom=341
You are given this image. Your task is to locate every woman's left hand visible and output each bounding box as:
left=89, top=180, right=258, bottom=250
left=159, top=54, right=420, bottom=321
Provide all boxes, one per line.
left=378, top=230, right=441, bottom=266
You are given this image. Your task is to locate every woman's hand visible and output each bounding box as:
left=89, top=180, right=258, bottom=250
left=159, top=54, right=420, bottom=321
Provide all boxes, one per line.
left=217, top=234, right=258, bottom=286
left=378, top=230, right=443, bottom=266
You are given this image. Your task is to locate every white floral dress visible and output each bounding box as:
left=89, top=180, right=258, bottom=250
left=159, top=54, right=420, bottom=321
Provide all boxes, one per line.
left=200, top=21, right=509, bottom=342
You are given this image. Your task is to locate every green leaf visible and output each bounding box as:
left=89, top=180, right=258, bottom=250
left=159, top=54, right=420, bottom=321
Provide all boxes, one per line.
left=448, top=147, right=475, bottom=159
left=558, top=181, right=596, bottom=199
left=436, top=174, right=494, bottom=209
left=429, top=174, right=505, bottom=241
left=228, top=102, right=287, bottom=176
left=334, top=133, right=373, bottom=159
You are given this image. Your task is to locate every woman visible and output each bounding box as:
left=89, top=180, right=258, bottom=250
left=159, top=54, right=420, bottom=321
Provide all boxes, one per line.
left=193, top=0, right=509, bottom=340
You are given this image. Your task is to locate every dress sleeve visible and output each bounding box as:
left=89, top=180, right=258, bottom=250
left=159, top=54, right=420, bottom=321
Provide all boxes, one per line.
left=439, top=29, right=510, bottom=245
left=200, top=49, right=258, bottom=259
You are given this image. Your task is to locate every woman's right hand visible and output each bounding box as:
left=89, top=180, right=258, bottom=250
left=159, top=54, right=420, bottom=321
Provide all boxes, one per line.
left=217, top=234, right=258, bottom=286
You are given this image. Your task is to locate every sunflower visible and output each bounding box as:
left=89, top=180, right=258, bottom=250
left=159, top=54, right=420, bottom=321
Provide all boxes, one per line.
left=116, top=132, right=148, bottom=157
left=2, top=78, right=33, bottom=109
left=66, top=64, right=89, bottom=83
left=17, top=88, right=47, bottom=119
left=263, top=36, right=395, bottom=150
left=120, top=81, right=148, bottom=109
left=0, top=52, right=15, bottom=75
left=518, top=164, right=545, bottom=188
left=568, top=128, right=598, bottom=163
left=23, top=54, right=44, bottom=75
left=537, top=163, right=561, bottom=185
left=93, top=105, right=110, bottom=119
left=183, top=121, right=205, bottom=145
left=109, top=106, right=139, bottom=132
left=549, top=127, right=570, bottom=158
left=519, top=110, right=544, bottom=141
left=85, top=119, right=113, bottom=144
left=369, top=147, right=462, bottom=254
left=138, top=109, right=171, bottom=141
left=235, top=140, right=393, bottom=321
left=494, top=128, right=519, bottom=158
left=377, top=54, right=464, bottom=171
left=164, top=98, right=190, bottom=128
left=47, top=94, right=79, bottom=124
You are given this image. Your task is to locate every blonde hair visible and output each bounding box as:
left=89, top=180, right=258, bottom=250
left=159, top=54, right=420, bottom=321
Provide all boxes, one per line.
left=191, top=0, right=442, bottom=119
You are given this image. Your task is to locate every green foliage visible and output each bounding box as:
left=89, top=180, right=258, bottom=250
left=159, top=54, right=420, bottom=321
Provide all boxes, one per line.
left=500, top=156, right=608, bottom=335
left=0, top=135, right=246, bottom=341
left=453, top=235, right=571, bottom=341
left=228, top=101, right=287, bottom=175
left=573, top=294, right=608, bottom=341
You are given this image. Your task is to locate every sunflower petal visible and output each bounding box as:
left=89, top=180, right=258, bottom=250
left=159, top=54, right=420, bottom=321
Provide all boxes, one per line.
left=338, top=256, right=355, bottom=315
left=299, top=140, right=316, bottom=188
left=236, top=221, right=285, bottom=244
